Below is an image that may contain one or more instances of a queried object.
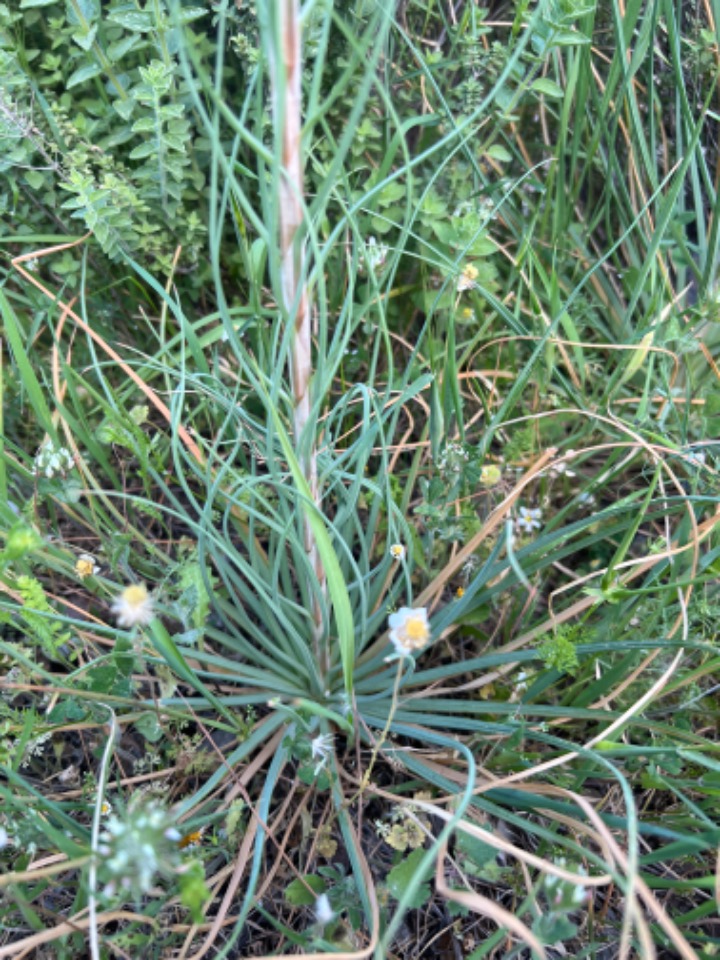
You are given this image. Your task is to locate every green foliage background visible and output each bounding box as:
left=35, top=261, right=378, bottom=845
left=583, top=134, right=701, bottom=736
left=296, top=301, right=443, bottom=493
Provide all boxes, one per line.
left=1, top=0, right=720, bottom=957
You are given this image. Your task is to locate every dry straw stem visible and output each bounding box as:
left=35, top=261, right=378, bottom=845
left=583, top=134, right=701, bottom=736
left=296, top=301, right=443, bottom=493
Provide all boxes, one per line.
left=272, top=0, right=326, bottom=641
left=434, top=841, right=550, bottom=960
left=0, top=911, right=155, bottom=960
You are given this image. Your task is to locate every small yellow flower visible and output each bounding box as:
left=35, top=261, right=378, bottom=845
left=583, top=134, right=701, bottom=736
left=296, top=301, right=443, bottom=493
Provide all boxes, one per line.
left=179, top=828, right=203, bottom=849
left=387, top=607, right=430, bottom=659
left=455, top=587, right=465, bottom=599
left=75, top=553, right=98, bottom=579
left=479, top=464, right=502, bottom=487
left=111, top=583, right=155, bottom=628
left=389, top=543, right=405, bottom=561
left=457, top=263, right=479, bottom=291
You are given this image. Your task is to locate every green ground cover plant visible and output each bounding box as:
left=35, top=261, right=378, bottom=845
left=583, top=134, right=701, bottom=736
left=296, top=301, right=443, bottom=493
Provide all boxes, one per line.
left=1, top=0, right=719, bottom=957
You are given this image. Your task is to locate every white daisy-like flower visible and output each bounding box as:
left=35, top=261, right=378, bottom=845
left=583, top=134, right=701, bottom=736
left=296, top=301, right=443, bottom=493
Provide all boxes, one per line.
left=111, top=583, right=155, bottom=628
left=387, top=607, right=430, bottom=660
left=311, top=733, right=335, bottom=775
left=315, top=892, right=335, bottom=925
left=516, top=506, right=542, bottom=534
left=389, top=543, right=405, bottom=561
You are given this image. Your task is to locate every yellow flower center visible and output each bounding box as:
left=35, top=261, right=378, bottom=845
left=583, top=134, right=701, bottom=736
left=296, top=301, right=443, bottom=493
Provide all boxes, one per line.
left=76, top=559, right=95, bottom=579
left=123, top=584, right=148, bottom=607
left=179, top=830, right=203, bottom=849
left=405, top=617, right=428, bottom=643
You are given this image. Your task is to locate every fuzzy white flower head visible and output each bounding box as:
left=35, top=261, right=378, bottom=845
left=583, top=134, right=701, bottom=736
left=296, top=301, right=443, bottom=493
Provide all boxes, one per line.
left=389, top=543, right=405, bottom=561
left=311, top=733, right=335, bottom=775
left=315, top=892, right=335, bottom=925
left=100, top=800, right=181, bottom=898
left=387, top=607, right=430, bottom=660
left=111, top=583, right=155, bottom=628
left=516, top=506, right=542, bottom=534
left=33, top=440, right=75, bottom=479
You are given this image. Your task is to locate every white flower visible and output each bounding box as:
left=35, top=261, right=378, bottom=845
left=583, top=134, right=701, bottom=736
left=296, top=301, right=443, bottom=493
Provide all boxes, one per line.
left=101, top=800, right=181, bottom=897
left=21, top=732, right=52, bottom=767
left=387, top=607, right=430, bottom=660
left=33, top=440, right=75, bottom=479
left=549, top=450, right=577, bottom=479
left=111, top=584, right=155, bottom=628
left=360, top=236, right=388, bottom=274
left=389, top=543, right=405, bottom=561
left=0, top=827, right=9, bottom=849
left=516, top=506, right=542, bottom=534
left=311, top=734, right=335, bottom=775
left=315, top=892, right=334, bottom=925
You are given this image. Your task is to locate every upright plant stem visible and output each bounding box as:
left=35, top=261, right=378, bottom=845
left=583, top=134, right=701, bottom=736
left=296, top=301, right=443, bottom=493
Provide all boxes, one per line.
left=274, top=0, right=327, bottom=663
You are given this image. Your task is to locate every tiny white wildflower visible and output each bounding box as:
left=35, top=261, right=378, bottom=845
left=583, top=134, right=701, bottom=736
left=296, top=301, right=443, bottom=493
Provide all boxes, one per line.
left=33, top=441, right=75, bottom=479
left=111, top=583, right=155, bottom=628
left=549, top=450, right=577, bottom=479
left=360, top=236, right=388, bottom=274
left=315, top=892, right=334, bottom=925
left=389, top=543, right=405, bottom=561
left=516, top=506, right=542, bottom=534
left=0, top=827, right=9, bottom=849
left=311, top=733, right=335, bottom=775
left=387, top=607, right=430, bottom=660
left=101, top=801, right=181, bottom=896
left=436, top=442, right=469, bottom=479
left=21, top=732, right=52, bottom=766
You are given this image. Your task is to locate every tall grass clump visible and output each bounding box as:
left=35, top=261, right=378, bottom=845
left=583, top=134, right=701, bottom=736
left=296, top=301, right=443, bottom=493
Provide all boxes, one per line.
left=1, top=0, right=719, bottom=957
